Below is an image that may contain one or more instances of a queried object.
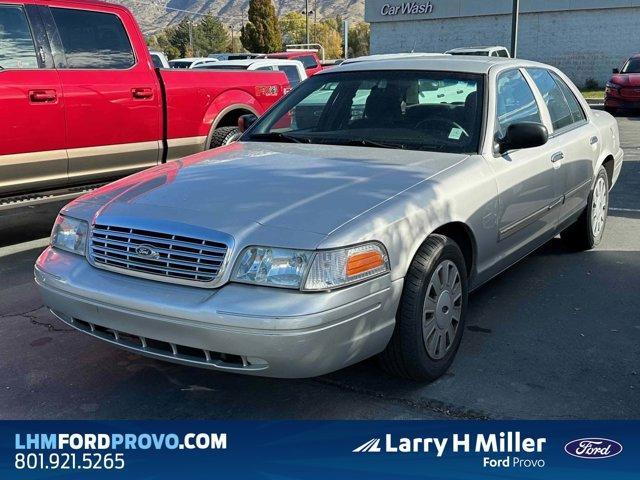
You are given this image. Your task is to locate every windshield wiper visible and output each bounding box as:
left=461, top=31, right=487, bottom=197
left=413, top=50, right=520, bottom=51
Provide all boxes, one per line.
left=249, top=132, right=311, bottom=144
left=320, top=138, right=407, bottom=150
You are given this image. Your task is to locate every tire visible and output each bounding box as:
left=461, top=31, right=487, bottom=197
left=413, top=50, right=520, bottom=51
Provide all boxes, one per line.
left=379, top=234, right=468, bottom=381
left=561, top=166, right=609, bottom=250
left=209, top=127, right=239, bottom=148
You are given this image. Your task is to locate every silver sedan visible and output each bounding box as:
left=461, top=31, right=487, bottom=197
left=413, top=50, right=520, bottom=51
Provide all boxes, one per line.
left=35, top=56, right=623, bottom=380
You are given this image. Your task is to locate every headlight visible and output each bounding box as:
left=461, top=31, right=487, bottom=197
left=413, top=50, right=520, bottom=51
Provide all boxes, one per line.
left=232, top=246, right=311, bottom=289
left=304, top=242, right=390, bottom=291
left=231, top=242, right=390, bottom=291
left=50, top=215, right=89, bottom=255
left=605, top=81, right=620, bottom=93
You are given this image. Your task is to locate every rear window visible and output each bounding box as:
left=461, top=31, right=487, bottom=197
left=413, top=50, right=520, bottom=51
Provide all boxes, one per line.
left=0, top=5, right=39, bottom=69
left=278, top=65, right=301, bottom=85
left=51, top=7, right=135, bottom=69
left=298, top=55, right=318, bottom=69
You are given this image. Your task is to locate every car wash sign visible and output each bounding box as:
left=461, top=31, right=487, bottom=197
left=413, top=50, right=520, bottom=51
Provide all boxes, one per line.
left=380, top=1, right=434, bottom=16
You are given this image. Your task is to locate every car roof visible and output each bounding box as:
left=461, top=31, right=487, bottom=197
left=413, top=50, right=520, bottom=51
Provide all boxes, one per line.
left=324, top=55, right=548, bottom=75
left=169, top=57, right=216, bottom=62
left=212, top=59, right=303, bottom=67
left=342, top=53, right=447, bottom=64
left=446, top=46, right=507, bottom=53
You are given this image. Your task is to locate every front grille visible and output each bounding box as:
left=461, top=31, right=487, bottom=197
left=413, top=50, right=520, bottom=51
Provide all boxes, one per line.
left=89, top=224, right=228, bottom=285
left=620, top=87, right=640, bottom=98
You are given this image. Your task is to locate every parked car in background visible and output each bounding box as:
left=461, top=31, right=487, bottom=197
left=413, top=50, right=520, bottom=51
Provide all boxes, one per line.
left=208, top=53, right=264, bottom=61
left=605, top=54, right=640, bottom=114
left=195, top=59, right=307, bottom=87
left=0, top=0, right=289, bottom=205
left=446, top=46, right=510, bottom=57
left=168, top=57, right=219, bottom=69
left=36, top=56, right=622, bottom=381
left=149, top=50, right=169, bottom=68
left=266, top=50, right=323, bottom=76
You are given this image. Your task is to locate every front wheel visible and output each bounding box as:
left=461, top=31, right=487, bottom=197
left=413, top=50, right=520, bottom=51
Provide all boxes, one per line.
left=379, top=235, right=468, bottom=381
left=561, top=166, right=609, bottom=250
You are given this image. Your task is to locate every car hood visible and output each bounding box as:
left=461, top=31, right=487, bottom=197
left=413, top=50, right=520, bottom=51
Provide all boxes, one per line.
left=610, top=73, right=640, bottom=86
left=70, top=142, right=466, bottom=245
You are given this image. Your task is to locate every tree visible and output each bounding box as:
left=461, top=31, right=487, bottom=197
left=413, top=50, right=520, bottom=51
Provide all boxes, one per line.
left=348, top=22, right=370, bottom=58
left=279, top=11, right=306, bottom=46
left=241, top=0, right=282, bottom=53
left=195, top=14, right=229, bottom=55
left=314, top=20, right=342, bottom=59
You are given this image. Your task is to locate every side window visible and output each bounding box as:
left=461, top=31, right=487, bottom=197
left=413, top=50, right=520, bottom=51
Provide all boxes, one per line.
left=299, top=55, right=318, bottom=69
left=527, top=68, right=573, bottom=131
left=0, top=5, right=39, bottom=69
left=278, top=65, right=300, bottom=86
left=497, top=49, right=510, bottom=58
left=51, top=8, right=135, bottom=69
left=496, top=69, right=542, bottom=137
left=256, top=66, right=274, bottom=71
left=551, top=72, right=586, bottom=125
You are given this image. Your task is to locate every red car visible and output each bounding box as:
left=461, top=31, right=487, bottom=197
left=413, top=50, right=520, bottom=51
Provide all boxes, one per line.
left=605, top=54, right=640, bottom=114
left=265, top=51, right=323, bottom=76
left=0, top=0, right=289, bottom=204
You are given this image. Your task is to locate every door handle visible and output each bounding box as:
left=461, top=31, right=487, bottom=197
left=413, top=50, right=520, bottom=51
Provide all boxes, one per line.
left=590, top=136, right=599, bottom=145
left=551, top=152, right=564, bottom=163
left=29, top=89, right=57, bottom=103
left=131, top=87, right=153, bottom=99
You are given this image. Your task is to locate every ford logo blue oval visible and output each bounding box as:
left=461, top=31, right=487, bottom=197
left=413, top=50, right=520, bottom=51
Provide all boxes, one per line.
left=135, top=244, right=160, bottom=259
left=564, top=438, right=623, bottom=459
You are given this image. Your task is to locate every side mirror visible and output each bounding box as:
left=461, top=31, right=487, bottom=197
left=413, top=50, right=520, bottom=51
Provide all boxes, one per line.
left=238, top=114, right=258, bottom=133
left=613, top=68, right=620, bottom=74
left=498, top=122, right=548, bottom=154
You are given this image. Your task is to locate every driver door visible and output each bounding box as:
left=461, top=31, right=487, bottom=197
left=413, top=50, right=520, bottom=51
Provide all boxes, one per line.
left=484, top=69, right=562, bottom=269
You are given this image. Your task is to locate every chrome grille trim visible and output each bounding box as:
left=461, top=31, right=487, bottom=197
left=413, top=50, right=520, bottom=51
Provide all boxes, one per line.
left=89, top=223, right=230, bottom=287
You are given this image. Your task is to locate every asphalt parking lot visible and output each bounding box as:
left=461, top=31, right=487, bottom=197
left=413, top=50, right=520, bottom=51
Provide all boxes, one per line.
left=1, top=115, right=639, bottom=421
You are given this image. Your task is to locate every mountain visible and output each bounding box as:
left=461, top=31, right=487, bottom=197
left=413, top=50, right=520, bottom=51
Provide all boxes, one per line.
left=113, top=0, right=365, bottom=34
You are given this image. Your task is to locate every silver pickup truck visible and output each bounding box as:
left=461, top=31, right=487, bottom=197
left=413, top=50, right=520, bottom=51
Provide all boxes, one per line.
left=35, top=56, right=623, bottom=381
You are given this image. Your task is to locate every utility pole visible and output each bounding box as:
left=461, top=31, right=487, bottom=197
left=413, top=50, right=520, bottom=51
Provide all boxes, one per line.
left=305, top=0, right=310, bottom=45
left=343, top=19, right=349, bottom=59
left=510, top=0, right=519, bottom=58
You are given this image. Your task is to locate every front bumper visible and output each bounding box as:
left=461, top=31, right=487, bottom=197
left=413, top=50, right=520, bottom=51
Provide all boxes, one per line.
left=35, top=248, right=401, bottom=378
left=604, top=95, right=640, bottom=109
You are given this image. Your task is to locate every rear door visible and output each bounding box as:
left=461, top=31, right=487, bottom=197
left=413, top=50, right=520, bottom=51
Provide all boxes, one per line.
left=45, top=3, right=160, bottom=185
left=526, top=68, right=596, bottom=225
left=0, top=3, right=67, bottom=197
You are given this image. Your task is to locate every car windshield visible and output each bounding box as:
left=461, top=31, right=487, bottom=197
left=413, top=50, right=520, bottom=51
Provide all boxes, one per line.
left=244, top=70, right=484, bottom=154
left=621, top=58, right=640, bottom=73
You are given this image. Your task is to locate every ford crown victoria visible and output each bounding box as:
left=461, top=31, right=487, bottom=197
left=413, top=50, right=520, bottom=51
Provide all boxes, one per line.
left=35, top=57, right=623, bottom=381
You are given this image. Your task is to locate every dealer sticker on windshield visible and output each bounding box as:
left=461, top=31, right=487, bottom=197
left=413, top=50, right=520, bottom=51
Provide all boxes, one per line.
left=449, top=127, right=463, bottom=140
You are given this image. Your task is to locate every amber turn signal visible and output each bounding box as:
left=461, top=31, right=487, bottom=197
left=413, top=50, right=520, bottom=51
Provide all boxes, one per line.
left=346, top=251, right=385, bottom=277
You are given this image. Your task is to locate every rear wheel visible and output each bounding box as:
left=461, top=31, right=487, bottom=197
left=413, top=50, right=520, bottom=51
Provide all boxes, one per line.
left=379, top=235, right=468, bottom=381
left=210, top=127, right=239, bottom=148
left=561, top=166, right=609, bottom=250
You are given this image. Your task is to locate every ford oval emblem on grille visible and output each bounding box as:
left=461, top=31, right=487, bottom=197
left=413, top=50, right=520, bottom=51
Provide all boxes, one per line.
left=135, top=244, right=160, bottom=259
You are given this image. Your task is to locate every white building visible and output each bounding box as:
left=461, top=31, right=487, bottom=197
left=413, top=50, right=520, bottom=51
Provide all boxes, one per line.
left=365, top=0, right=640, bottom=86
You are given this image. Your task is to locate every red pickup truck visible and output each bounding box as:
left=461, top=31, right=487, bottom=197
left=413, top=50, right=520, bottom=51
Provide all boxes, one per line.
left=0, top=0, right=288, bottom=204
left=266, top=51, right=323, bottom=76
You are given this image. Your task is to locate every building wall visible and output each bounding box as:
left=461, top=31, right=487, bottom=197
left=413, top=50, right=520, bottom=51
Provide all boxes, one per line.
left=368, top=5, right=640, bottom=87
